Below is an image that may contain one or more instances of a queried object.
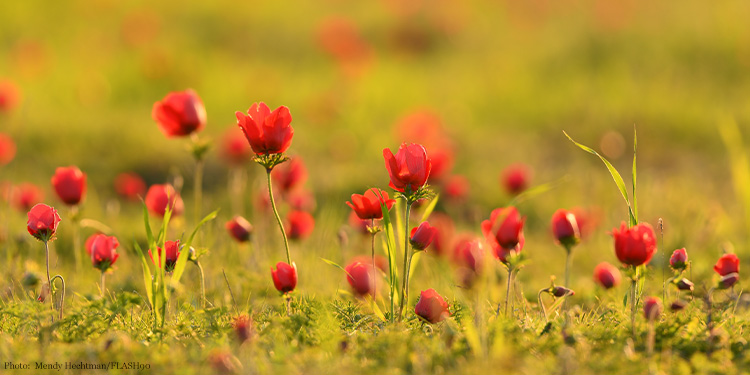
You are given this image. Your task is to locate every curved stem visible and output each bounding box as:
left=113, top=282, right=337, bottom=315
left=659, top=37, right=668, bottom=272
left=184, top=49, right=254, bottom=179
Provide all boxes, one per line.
left=505, top=267, right=514, bottom=317
left=196, top=261, right=206, bottom=309
left=266, top=169, right=291, bottom=264
left=50, top=275, right=65, bottom=320
left=538, top=290, right=548, bottom=323
left=398, top=200, right=412, bottom=321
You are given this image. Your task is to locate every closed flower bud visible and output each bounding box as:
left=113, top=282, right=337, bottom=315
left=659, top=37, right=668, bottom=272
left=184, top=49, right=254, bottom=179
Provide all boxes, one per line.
left=414, top=288, right=450, bottom=324
left=226, top=216, right=253, bottom=243
left=669, top=248, right=688, bottom=270
left=551, top=209, right=581, bottom=249
left=232, top=314, right=254, bottom=344
left=501, top=164, right=530, bottom=195
left=410, top=221, right=438, bottom=251
left=714, top=254, right=740, bottom=276
left=675, top=278, right=694, bottom=291
left=481, top=207, right=525, bottom=263
left=670, top=300, right=687, bottom=312
left=612, top=222, right=657, bottom=266
left=145, top=184, right=184, bottom=217
left=551, top=286, right=575, bottom=297
left=27, top=203, right=62, bottom=242
left=51, top=166, right=87, bottom=206
left=148, top=240, right=181, bottom=271
left=285, top=210, right=315, bottom=240
left=718, top=272, right=740, bottom=289
left=152, top=89, right=206, bottom=137
left=88, top=234, right=120, bottom=272
left=643, top=296, right=663, bottom=321
left=344, top=261, right=375, bottom=296
left=236, top=102, right=293, bottom=155
left=593, top=262, right=621, bottom=289
left=383, top=143, right=432, bottom=193
left=271, top=262, right=297, bottom=294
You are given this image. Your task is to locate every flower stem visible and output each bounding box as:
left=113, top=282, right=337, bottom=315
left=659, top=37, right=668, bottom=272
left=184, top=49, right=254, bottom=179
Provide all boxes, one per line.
left=44, top=240, right=54, bottom=320
left=398, top=200, right=412, bottom=321
left=564, top=247, right=572, bottom=289
left=538, top=289, right=548, bottom=323
left=266, top=169, right=291, bottom=264
left=71, top=206, right=82, bottom=273
left=196, top=261, right=206, bottom=308
left=50, top=275, right=65, bottom=320
left=630, top=277, right=637, bottom=337
left=100, top=272, right=105, bottom=298
left=194, top=158, right=204, bottom=227
left=371, top=218, right=376, bottom=297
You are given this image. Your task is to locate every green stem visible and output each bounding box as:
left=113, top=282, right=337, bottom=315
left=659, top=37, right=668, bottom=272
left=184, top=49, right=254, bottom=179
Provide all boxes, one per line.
left=194, top=158, right=204, bottom=227
left=538, top=290, right=548, bottom=323
left=564, top=247, right=572, bottom=289
left=505, top=268, right=513, bottom=317
left=630, top=277, right=637, bottom=338
left=196, top=261, right=206, bottom=309
left=266, top=169, right=291, bottom=264
left=45, top=241, right=53, bottom=320
left=100, top=272, right=105, bottom=298
left=398, top=200, right=412, bottom=321
left=371, top=218, right=376, bottom=297
left=71, top=206, right=81, bottom=273
left=50, top=275, right=65, bottom=321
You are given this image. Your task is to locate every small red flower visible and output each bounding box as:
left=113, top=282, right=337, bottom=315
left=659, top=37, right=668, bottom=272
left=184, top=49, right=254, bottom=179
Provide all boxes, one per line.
left=271, top=261, right=298, bottom=294
left=383, top=143, right=432, bottom=193
left=87, top=234, right=120, bottom=272
left=414, top=288, right=450, bottom=324
left=235, top=102, right=294, bottom=155
left=0, top=133, right=16, bottom=166
left=501, top=164, right=530, bottom=195
left=226, top=216, right=253, bottom=243
left=443, top=175, right=469, bottom=203
left=152, top=89, right=206, bottom=137
left=272, top=157, right=307, bottom=192
left=643, top=296, right=662, bottom=321
left=145, top=184, right=184, bottom=217
left=551, top=209, right=581, bottom=248
left=114, top=172, right=146, bottom=201
left=285, top=210, right=315, bottom=240
left=346, top=188, right=395, bottom=220
left=27, top=203, right=62, bottom=242
left=0, top=79, right=20, bottom=112
left=612, top=222, right=657, bottom=266
left=51, top=166, right=87, bottom=206
left=148, top=240, right=181, bottom=271
left=219, top=127, right=253, bottom=165
left=593, top=262, right=621, bottom=289
left=410, top=221, right=438, bottom=251
left=344, top=261, right=375, bottom=296
left=669, top=248, right=688, bottom=270
left=481, top=206, right=525, bottom=256
left=714, top=253, right=740, bottom=276
left=11, top=183, right=43, bottom=212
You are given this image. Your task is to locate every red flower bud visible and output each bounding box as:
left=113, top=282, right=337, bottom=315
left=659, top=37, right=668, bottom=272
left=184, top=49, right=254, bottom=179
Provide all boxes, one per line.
left=675, top=278, right=694, bottom=291
left=551, top=209, right=581, bottom=248
left=669, top=248, right=688, bottom=270
left=643, top=296, right=663, bottom=321
left=714, top=253, right=740, bottom=276
left=226, top=216, right=253, bottom=243
left=612, top=222, right=657, bottom=266
left=148, top=240, right=181, bottom=271
left=51, top=166, right=87, bottom=206
left=593, top=262, right=621, bottom=289
left=152, top=89, right=206, bottom=137
left=114, top=172, right=146, bottom=201
left=718, top=273, right=740, bottom=289
left=501, top=164, right=530, bottom=195
left=349, top=255, right=389, bottom=274
left=285, top=210, right=315, bottom=240
left=272, top=158, right=307, bottom=192
left=383, top=143, right=432, bottom=193
left=219, top=127, right=252, bottom=165
left=551, top=286, right=575, bottom=297
left=87, top=234, right=120, bottom=272
left=344, top=261, right=375, bottom=296
left=409, top=221, right=438, bottom=251
left=0, top=133, right=16, bottom=166
left=145, top=184, right=184, bottom=217
left=481, top=207, right=525, bottom=259
left=414, top=288, right=450, bottom=324
left=235, top=102, right=294, bottom=155
left=670, top=300, right=687, bottom=312
left=271, top=261, right=297, bottom=294
left=11, top=183, right=43, bottom=212
left=346, top=188, right=395, bottom=220
left=27, top=203, right=61, bottom=242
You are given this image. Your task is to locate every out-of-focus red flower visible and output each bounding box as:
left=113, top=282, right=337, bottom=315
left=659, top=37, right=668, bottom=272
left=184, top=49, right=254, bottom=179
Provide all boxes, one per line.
left=219, top=127, right=253, bottom=165
left=593, top=262, right=621, bottom=289
left=87, top=234, right=120, bottom=272
left=348, top=211, right=370, bottom=235
left=145, top=184, right=184, bottom=217
left=427, top=148, right=453, bottom=183
left=643, top=296, right=662, bottom=321
left=396, top=110, right=444, bottom=145
left=551, top=209, right=581, bottom=248
left=429, top=213, right=455, bottom=256
left=410, top=221, right=437, bottom=251
left=285, top=210, right=315, bottom=240
left=669, top=248, right=688, bottom=270
left=501, top=164, right=530, bottom=195
left=51, top=166, right=86, bottom=206
left=414, top=288, right=450, bottom=324
left=714, top=253, right=740, bottom=276
left=612, top=222, right=657, bottom=266
left=271, top=261, right=297, bottom=294
left=272, top=158, right=307, bottom=192
left=0, top=133, right=16, bottom=165
left=453, top=238, right=484, bottom=272
left=443, top=175, right=469, bottom=203
left=346, top=188, right=395, bottom=220
left=148, top=240, right=181, bottom=271
left=286, top=188, right=317, bottom=212
left=344, top=261, right=375, bottom=296
left=481, top=207, right=525, bottom=263
left=236, top=102, right=293, bottom=155
left=570, top=206, right=600, bottom=239
left=383, top=143, right=432, bottom=193
left=152, top=89, right=206, bottom=137
left=0, top=80, right=20, bottom=112
left=11, top=183, right=43, bottom=212
left=232, top=314, right=254, bottom=344
left=317, top=17, right=372, bottom=69
left=27, top=203, right=61, bottom=242
left=114, top=172, right=146, bottom=201
left=226, top=216, right=253, bottom=243
left=349, top=255, right=388, bottom=273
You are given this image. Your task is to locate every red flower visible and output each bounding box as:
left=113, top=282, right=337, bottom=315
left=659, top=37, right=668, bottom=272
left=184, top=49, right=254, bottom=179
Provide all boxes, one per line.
left=114, top=172, right=146, bottom=201
left=593, top=262, right=621, bottom=289
left=414, top=288, right=450, bottom=324
left=11, top=183, right=43, bottom=212
left=410, top=221, right=437, bottom=251
left=427, top=148, right=454, bottom=183
left=344, top=261, right=374, bottom=296
left=27, top=203, right=61, bottom=242
left=612, top=222, right=657, bottom=266
left=443, top=175, right=469, bottom=203
left=501, top=164, right=530, bottom=195
left=219, top=127, right=253, bottom=165
left=348, top=211, right=370, bottom=235
left=349, top=255, right=389, bottom=273
left=481, top=207, right=525, bottom=254
left=317, top=17, right=372, bottom=65
left=148, top=240, right=181, bottom=271
left=235, top=102, right=294, bottom=155
left=346, top=188, right=395, bottom=220
left=51, top=166, right=87, bottom=205
left=285, top=210, right=315, bottom=240
left=0, top=133, right=16, bottom=166
left=287, top=189, right=317, bottom=212
left=453, top=238, right=484, bottom=272
left=551, top=209, right=581, bottom=248
left=145, top=184, right=184, bottom=217
left=152, top=89, right=206, bottom=137
left=226, top=216, right=253, bottom=243
left=272, top=158, right=308, bottom=192
left=271, top=261, right=297, bottom=294
left=669, top=248, right=688, bottom=270
left=87, top=234, right=120, bottom=272
left=383, top=143, right=432, bottom=193
left=643, top=296, right=662, bottom=321
left=0, top=79, right=20, bottom=112
left=714, top=253, right=740, bottom=276
left=232, top=314, right=254, bottom=344
left=429, top=213, right=455, bottom=256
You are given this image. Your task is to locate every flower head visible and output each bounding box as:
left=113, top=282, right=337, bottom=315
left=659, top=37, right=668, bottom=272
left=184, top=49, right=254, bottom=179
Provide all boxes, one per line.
left=612, top=222, right=657, bottom=266
left=643, top=296, right=663, bottom=321
left=0, top=133, right=16, bottom=166
left=501, top=164, right=530, bottom=195
left=272, top=157, right=307, bottom=192
left=236, top=102, right=293, bottom=155
left=114, top=172, right=146, bottom=201
left=87, top=234, right=120, bottom=272
left=51, top=166, right=87, bottom=206
left=27, top=203, right=61, bottom=242
left=481, top=207, right=525, bottom=263
left=219, top=127, right=253, bottom=165
left=669, top=248, right=688, bottom=270
left=344, top=261, right=375, bottom=296
left=226, top=216, right=253, bottom=243
left=346, top=188, right=395, bottom=220
left=414, top=288, right=450, bottom=324
left=145, top=184, right=184, bottom=217
left=271, top=261, right=297, bottom=294
left=285, top=210, right=315, bottom=240
left=593, top=262, right=621, bottom=289
left=714, top=253, right=740, bottom=276
left=551, top=209, right=581, bottom=248
left=152, top=89, right=206, bottom=137
left=11, top=183, right=43, bottom=212
left=409, top=221, right=437, bottom=251
left=148, top=240, right=181, bottom=271
left=383, top=143, right=432, bottom=193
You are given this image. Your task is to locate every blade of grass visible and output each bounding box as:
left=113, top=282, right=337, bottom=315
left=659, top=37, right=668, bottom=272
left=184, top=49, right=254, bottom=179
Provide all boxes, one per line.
left=631, top=126, right=638, bottom=225
left=419, top=194, right=439, bottom=222
left=172, top=209, right=218, bottom=283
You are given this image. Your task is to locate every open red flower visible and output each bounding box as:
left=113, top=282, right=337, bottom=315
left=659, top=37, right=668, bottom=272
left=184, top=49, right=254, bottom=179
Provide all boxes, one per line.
left=148, top=240, right=181, bottom=271
left=87, top=234, right=120, bottom=272
left=345, top=261, right=375, bottom=296
left=226, top=216, right=253, bottom=243
left=410, top=221, right=437, bottom=251
left=271, top=261, right=297, bottom=294
left=285, top=210, right=315, bottom=240
left=12, top=183, right=43, bottom=212
left=145, top=184, right=184, bottom=217
left=346, top=188, right=395, bottom=220
left=51, top=166, right=87, bottom=206
left=501, top=164, right=530, bottom=195
left=272, top=157, right=307, bottom=192
left=27, top=203, right=61, bottom=242
left=236, top=102, right=293, bottom=155
left=593, top=262, right=621, bottom=289
left=414, top=288, right=450, bottom=324
left=551, top=209, right=581, bottom=248
left=612, top=222, right=657, bottom=266
left=152, top=89, right=206, bottom=137
left=0, top=133, right=16, bottom=166
left=114, top=172, right=146, bottom=201
left=669, top=248, right=688, bottom=270
left=383, top=143, right=432, bottom=193
left=481, top=207, right=525, bottom=254
left=714, top=253, right=740, bottom=276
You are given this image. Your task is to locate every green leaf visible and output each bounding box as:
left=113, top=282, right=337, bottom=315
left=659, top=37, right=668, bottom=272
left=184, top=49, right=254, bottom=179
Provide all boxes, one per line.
left=321, top=258, right=352, bottom=279
left=379, top=195, right=400, bottom=322
left=419, top=194, right=439, bottom=222
left=408, top=252, right=421, bottom=284
left=141, top=203, right=155, bottom=249
left=134, top=242, right=154, bottom=310
left=172, top=209, right=218, bottom=284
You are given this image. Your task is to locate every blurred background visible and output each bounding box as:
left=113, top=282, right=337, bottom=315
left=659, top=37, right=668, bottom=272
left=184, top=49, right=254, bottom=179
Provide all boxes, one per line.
left=2, top=0, right=750, bottom=298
